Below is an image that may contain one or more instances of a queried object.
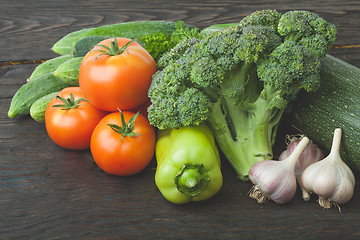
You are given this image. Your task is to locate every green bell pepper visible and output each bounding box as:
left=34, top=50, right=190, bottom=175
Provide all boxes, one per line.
left=155, top=124, right=223, bottom=204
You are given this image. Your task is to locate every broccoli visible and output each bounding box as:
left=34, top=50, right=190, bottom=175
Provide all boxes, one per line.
left=137, top=21, right=200, bottom=62
left=277, top=10, right=337, bottom=57
left=147, top=10, right=336, bottom=180
left=137, top=32, right=173, bottom=62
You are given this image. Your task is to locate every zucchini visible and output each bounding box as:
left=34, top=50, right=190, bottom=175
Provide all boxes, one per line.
left=52, top=21, right=180, bottom=55
left=8, top=73, right=72, bottom=118
left=28, top=55, right=73, bottom=81
left=53, top=57, right=83, bottom=86
left=30, top=91, right=60, bottom=122
left=287, top=54, right=360, bottom=173
left=72, top=36, right=110, bottom=57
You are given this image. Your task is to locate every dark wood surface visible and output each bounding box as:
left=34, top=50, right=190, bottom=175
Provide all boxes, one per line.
left=1, top=1, right=360, bottom=239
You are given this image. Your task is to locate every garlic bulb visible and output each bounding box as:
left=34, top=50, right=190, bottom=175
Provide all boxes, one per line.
left=279, top=135, right=324, bottom=201
left=301, top=128, right=355, bottom=211
left=248, top=137, right=309, bottom=204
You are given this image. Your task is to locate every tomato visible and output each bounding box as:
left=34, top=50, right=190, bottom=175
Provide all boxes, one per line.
left=45, top=87, right=107, bottom=150
left=79, top=37, right=157, bottom=112
left=90, top=110, right=156, bottom=176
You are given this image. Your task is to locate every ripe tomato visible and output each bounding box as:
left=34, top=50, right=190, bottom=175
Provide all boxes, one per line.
left=79, top=37, right=157, bottom=112
left=90, top=110, right=156, bottom=176
left=45, top=87, right=107, bottom=150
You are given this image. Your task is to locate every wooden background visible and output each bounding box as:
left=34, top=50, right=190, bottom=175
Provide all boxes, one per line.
left=1, top=0, right=360, bottom=239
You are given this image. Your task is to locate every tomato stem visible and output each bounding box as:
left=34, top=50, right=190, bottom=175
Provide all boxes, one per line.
left=107, top=109, right=142, bottom=142
left=95, top=38, right=136, bottom=61
left=52, top=93, right=88, bottom=110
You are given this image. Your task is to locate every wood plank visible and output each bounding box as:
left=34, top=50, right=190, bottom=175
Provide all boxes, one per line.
left=0, top=0, right=359, bottom=61
left=1, top=103, right=360, bottom=238
left=1, top=56, right=360, bottom=238
left=1, top=0, right=360, bottom=239
left=1, top=108, right=360, bottom=239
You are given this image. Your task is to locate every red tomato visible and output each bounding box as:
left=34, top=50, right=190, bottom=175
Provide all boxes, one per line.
left=45, top=87, right=107, bottom=150
left=90, top=110, right=156, bottom=176
left=79, top=37, right=157, bottom=112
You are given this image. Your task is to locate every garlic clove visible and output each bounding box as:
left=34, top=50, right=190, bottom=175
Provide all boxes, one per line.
left=268, top=169, right=297, bottom=204
left=278, top=135, right=324, bottom=201
left=301, top=128, right=355, bottom=210
left=279, top=135, right=324, bottom=176
left=331, top=173, right=355, bottom=204
left=249, top=160, right=296, bottom=204
left=328, top=157, right=355, bottom=204
left=249, top=137, right=309, bottom=204
left=303, top=163, right=337, bottom=198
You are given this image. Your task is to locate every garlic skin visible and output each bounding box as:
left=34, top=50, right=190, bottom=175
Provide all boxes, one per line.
left=249, top=137, right=309, bottom=204
left=301, top=128, right=355, bottom=209
left=279, top=135, right=324, bottom=201
left=249, top=160, right=297, bottom=204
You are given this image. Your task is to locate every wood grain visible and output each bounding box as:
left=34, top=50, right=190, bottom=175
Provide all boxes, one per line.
left=1, top=0, right=360, bottom=239
left=0, top=0, right=359, bottom=61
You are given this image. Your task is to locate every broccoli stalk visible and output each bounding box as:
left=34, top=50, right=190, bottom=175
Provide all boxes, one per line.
left=148, top=10, right=336, bottom=180
left=208, top=75, right=290, bottom=179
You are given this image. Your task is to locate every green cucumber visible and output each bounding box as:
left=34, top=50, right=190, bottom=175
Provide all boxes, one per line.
left=287, top=54, right=360, bottom=173
left=53, top=57, right=83, bottom=86
left=72, top=36, right=110, bottom=57
left=8, top=73, right=72, bottom=118
left=28, top=55, right=73, bottom=81
left=52, top=21, right=180, bottom=55
left=30, top=91, right=60, bottom=122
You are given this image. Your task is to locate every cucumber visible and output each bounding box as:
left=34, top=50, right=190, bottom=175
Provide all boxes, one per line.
left=72, top=36, right=110, bottom=57
left=28, top=55, right=73, bottom=81
left=8, top=73, right=72, bottom=118
left=53, top=57, right=83, bottom=86
left=30, top=91, right=60, bottom=122
left=52, top=21, right=180, bottom=55
left=287, top=54, right=360, bottom=173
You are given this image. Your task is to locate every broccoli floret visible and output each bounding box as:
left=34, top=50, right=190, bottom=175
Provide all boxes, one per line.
left=137, top=21, right=201, bottom=63
left=235, top=25, right=282, bottom=63
left=239, top=9, right=282, bottom=31
left=148, top=10, right=336, bottom=180
left=277, top=10, right=337, bottom=57
left=257, top=40, right=321, bottom=93
left=157, top=37, right=201, bottom=68
left=137, top=32, right=173, bottom=62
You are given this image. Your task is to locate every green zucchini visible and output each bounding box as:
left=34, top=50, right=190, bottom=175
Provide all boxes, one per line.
left=8, top=73, right=72, bottom=118
left=52, top=21, right=180, bottom=55
left=72, top=36, right=110, bottom=57
left=287, top=54, right=360, bottom=173
left=28, top=55, right=73, bottom=81
left=53, top=57, right=83, bottom=86
left=30, top=91, right=60, bottom=122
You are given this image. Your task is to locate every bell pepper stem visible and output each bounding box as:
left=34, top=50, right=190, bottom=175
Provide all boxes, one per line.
left=174, top=163, right=210, bottom=197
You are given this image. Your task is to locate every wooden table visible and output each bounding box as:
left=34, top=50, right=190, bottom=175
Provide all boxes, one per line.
left=1, top=1, right=359, bottom=239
